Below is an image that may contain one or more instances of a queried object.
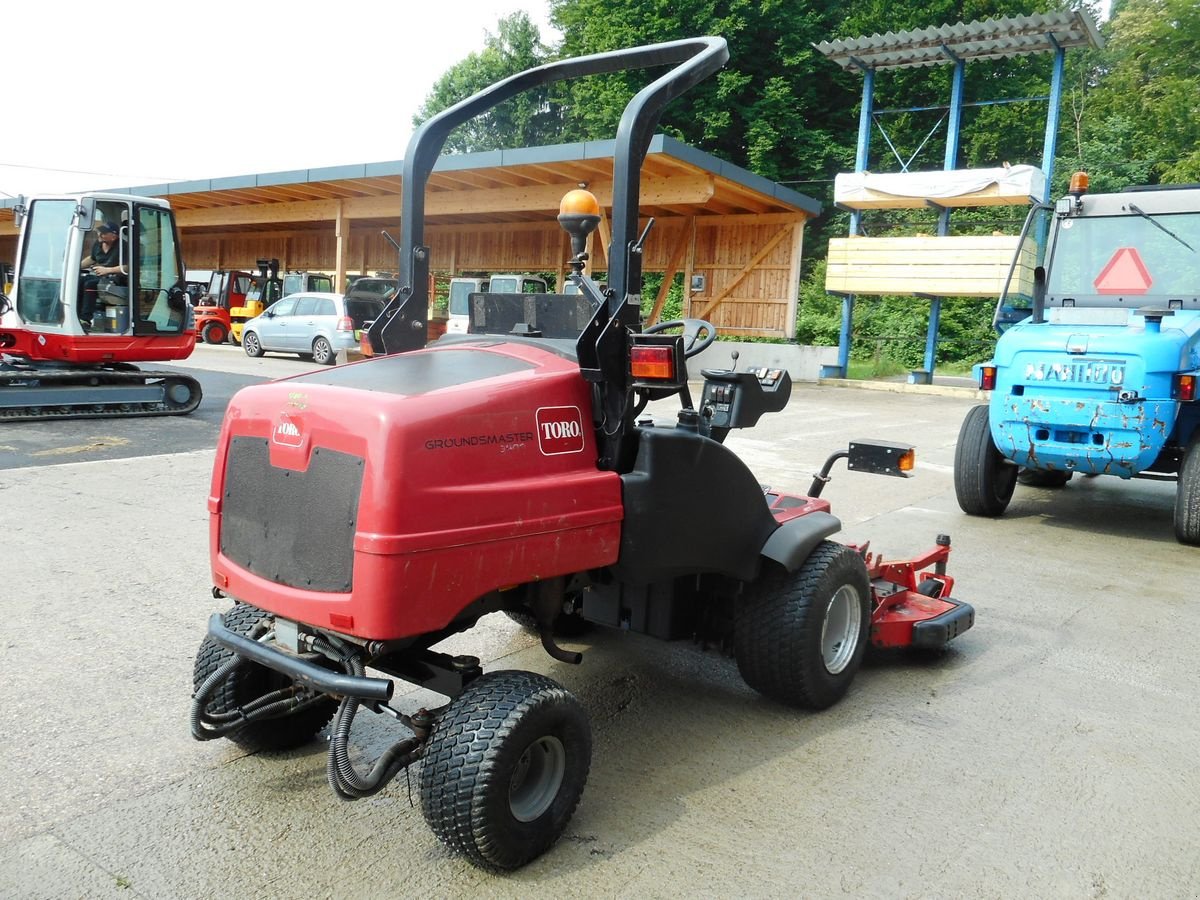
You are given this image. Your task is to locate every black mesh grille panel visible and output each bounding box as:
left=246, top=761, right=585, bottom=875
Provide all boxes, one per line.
left=220, top=437, right=364, bottom=593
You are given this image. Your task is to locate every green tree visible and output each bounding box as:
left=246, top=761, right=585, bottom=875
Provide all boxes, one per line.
left=549, top=0, right=857, bottom=182
left=1061, top=0, right=1200, bottom=188
left=413, top=12, right=559, bottom=152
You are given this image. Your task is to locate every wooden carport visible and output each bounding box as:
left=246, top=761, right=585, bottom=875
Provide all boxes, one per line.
left=0, top=136, right=820, bottom=338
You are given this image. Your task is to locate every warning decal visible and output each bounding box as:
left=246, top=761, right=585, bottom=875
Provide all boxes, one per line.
left=1093, top=247, right=1153, bottom=295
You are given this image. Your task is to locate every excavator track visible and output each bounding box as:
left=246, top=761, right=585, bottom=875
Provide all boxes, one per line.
left=0, top=364, right=203, bottom=422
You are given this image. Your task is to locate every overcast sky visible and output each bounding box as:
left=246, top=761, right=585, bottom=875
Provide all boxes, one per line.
left=1, top=0, right=555, bottom=198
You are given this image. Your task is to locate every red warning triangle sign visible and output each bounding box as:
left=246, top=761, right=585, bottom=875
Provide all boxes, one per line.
left=1094, top=247, right=1153, bottom=295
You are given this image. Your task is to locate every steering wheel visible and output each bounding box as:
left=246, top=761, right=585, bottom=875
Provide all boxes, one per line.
left=643, top=318, right=717, bottom=358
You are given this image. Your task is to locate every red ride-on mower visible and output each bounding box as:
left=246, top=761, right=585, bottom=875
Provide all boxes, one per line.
left=190, top=37, right=973, bottom=871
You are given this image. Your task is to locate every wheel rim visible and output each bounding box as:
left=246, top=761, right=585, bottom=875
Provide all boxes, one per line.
left=245, top=334, right=259, bottom=354
left=820, top=584, right=862, bottom=674
left=508, top=735, right=566, bottom=822
left=314, top=339, right=331, bottom=363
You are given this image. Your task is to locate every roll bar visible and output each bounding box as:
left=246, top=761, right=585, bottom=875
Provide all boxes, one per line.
left=368, top=37, right=729, bottom=357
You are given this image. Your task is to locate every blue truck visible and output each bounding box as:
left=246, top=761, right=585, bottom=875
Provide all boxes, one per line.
left=954, top=175, right=1200, bottom=543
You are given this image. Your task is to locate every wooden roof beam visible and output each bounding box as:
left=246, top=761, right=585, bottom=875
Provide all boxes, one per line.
left=177, top=176, right=716, bottom=227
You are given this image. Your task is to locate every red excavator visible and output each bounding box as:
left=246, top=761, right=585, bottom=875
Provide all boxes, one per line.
left=191, top=38, right=973, bottom=871
left=0, top=192, right=201, bottom=420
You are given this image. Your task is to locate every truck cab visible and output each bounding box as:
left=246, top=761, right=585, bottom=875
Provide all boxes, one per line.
left=955, top=174, right=1200, bottom=542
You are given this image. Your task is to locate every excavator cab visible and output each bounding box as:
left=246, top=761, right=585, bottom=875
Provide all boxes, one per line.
left=1, top=192, right=193, bottom=362
left=0, top=192, right=201, bottom=420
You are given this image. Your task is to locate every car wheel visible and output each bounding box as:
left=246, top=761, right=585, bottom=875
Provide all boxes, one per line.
left=311, top=336, right=335, bottom=365
left=419, top=670, right=591, bottom=870
left=201, top=321, right=227, bottom=344
left=192, top=604, right=337, bottom=750
left=1175, top=436, right=1200, bottom=545
left=243, top=331, right=264, bottom=358
left=954, top=404, right=1017, bottom=516
left=734, top=541, right=871, bottom=710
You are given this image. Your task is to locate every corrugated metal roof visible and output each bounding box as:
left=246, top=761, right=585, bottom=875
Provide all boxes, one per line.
left=814, top=10, right=1103, bottom=72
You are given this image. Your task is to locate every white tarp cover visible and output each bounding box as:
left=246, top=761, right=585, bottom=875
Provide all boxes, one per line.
left=835, top=165, right=1045, bottom=203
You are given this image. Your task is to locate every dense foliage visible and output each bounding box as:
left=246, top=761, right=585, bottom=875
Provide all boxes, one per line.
left=415, top=0, right=1200, bottom=371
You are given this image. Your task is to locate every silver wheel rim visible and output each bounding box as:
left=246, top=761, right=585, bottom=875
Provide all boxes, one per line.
left=245, top=334, right=259, bottom=354
left=821, top=584, right=862, bottom=674
left=314, top=340, right=330, bottom=362
left=508, top=735, right=565, bottom=822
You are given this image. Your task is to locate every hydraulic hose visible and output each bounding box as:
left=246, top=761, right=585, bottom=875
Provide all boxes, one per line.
left=322, top=641, right=424, bottom=800
left=190, top=624, right=329, bottom=741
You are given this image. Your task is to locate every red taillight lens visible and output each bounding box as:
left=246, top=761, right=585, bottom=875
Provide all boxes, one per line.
left=630, top=345, right=675, bottom=380
left=1174, top=374, right=1197, bottom=402
left=979, top=365, right=997, bottom=391
left=336, top=316, right=354, bottom=332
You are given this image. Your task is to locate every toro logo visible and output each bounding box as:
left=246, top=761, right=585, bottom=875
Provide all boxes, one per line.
left=535, top=406, right=585, bottom=456
left=272, top=412, right=304, bottom=448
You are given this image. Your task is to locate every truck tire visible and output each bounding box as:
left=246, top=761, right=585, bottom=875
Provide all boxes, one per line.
left=1174, top=437, right=1200, bottom=545
left=192, top=603, right=337, bottom=750
left=420, top=670, right=591, bottom=870
left=1018, top=468, right=1072, bottom=488
left=954, top=404, right=1017, bottom=516
left=734, top=541, right=870, bottom=710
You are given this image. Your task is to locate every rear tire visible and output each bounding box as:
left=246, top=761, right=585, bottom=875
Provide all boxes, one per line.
left=312, top=336, right=335, bottom=365
left=954, top=404, right=1017, bottom=516
left=201, top=321, right=227, bottom=344
left=1175, top=436, right=1200, bottom=545
left=242, top=331, right=264, bottom=358
left=419, top=670, right=591, bottom=870
left=192, top=604, right=337, bottom=750
left=734, top=541, right=871, bottom=710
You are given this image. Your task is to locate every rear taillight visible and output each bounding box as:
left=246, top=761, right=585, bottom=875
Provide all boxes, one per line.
left=336, top=316, right=354, bottom=332
left=979, top=365, right=997, bottom=391
left=1174, top=374, right=1197, bottom=402
left=630, top=345, right=675, bottom=380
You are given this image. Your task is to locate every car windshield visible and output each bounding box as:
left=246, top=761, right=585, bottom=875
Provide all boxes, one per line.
left=1047, top=211, right=1200, bottom=303
left=345, top=297, right=385, bottom=327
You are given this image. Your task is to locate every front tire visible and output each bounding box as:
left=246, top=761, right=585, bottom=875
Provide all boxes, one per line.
left=242, top=331, right=264, bottom=358
left=1175, top=436, right=1200, bottom=545
left=201, top=321, right=227, bottom=344
left=954, top=404, right=1017, bottom=516
left=419, top=670, right=591, bottom=870
left=192, top=604, right=337, bottom=750
left=734, top=541, right=871, bottom=710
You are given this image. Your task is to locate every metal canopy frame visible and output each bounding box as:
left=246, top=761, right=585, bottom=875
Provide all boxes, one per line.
left=814, top=10, right=1103, bottom=382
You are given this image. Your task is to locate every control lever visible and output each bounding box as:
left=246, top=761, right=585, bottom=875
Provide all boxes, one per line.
left=632, top=217, right=656, bottom=255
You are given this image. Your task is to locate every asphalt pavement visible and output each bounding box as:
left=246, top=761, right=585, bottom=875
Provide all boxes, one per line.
left=0, top=345, right=1195, bottom=898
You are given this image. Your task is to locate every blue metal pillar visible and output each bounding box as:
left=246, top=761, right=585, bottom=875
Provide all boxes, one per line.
left=827, top=66, right=875, bottom=378
left=919, top=57, right=965, bottom=383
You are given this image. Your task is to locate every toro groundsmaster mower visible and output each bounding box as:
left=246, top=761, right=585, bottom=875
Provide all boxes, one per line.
left=190, top=37, right=973, bottom=870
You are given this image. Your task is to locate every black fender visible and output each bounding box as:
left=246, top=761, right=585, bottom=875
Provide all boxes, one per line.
left=760, top=512, right=842, bottom=573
